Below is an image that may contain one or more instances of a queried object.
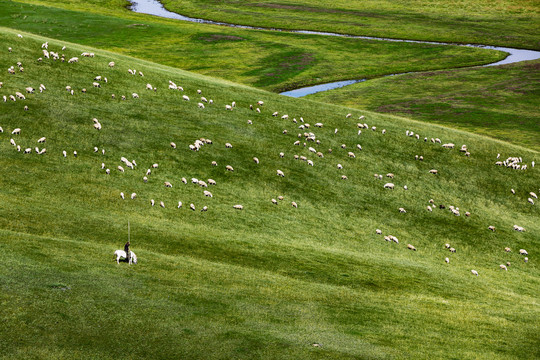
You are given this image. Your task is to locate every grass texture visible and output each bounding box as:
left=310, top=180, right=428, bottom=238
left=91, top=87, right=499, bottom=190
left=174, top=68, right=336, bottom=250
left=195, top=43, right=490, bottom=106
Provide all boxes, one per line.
left=0, top=28, right=539, bottom=359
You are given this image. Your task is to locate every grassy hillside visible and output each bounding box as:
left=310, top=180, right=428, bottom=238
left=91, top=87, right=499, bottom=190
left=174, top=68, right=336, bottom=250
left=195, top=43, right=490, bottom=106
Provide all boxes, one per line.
left=1, top=0, right=506, bottom=93
left=308, top=60, right=540, bottom=151
left=0, top=28, right=539, bottom=359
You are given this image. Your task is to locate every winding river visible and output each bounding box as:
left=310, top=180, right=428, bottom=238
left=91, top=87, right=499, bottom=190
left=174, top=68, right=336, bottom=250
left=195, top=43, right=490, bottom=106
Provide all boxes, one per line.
left=128, top=0, right=540, bottom=97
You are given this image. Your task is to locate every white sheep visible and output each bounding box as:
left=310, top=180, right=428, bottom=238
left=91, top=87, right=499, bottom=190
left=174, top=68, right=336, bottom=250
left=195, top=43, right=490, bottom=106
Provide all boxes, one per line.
left=204, top=190, right=213, bottom=197
left=226, top=165, right=234, bottom=172
left=208, top=179, right=216, bottom=185
left=164, top=181, right=172, bottom=188
left=471, top=270, right=479, bottom=276
left=276, top=169, right=285, bottom=177
left=499, top=264, right=508, bottom=271
left=347, top=152, right=355, bottom=158
left=225, top=143, right=233, bottom=148
left=233, top=205, right=244, bottom=210
left=183, top=95, right=190, bottom=101
left=253, top=157, right=259, bottom=164
left=12, top=128, right=21, bottom=135
left=120, top=192, right=125, bottom=200
left=190, top=203, right=196, bottom=211
left=291, top=202, right=298, bottom=208
left=519, top=249, right=528, bottom=256
left=118, top=166, right=125, bottom=173
left=177, top=201, right=182, bottom=209
left=407, top=244, right=417, bottom=251
left=384, top=183, right=394, bottom=189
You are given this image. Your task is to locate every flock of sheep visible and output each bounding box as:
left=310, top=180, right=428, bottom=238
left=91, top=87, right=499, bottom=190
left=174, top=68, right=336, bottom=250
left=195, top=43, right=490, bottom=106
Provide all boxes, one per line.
left=1, top=34, right=536, bottom=275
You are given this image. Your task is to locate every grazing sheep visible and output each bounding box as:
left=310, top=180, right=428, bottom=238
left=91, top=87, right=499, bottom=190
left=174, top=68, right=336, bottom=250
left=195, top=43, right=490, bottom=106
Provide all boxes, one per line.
left=384, top=183, right=394, bottom=189
left=519, top=249, right=528, bottom=256
left=132, top=93, right=139, bottom=99
left=386, top=173, right=394, bottom=179
left=279, top=152, right=285, bottom=158
left=278, top=196, right=284, bottom=201
left=201, top=206, right=208, bottom=212
left=12, top=128, right=21, bottom=135
left=120, top=192, right=125, bottom=200
left=183, top=95, right=190, bottom=101
left=271, top=199, right=278, bottom=205
left=118, top=166, right=125, bottom=173
left=225, top=104, right=232, bottom=111
left=152, top=164, right=158, bottom=168
left=449, top=248, right=456, bottom=253
left=225, top=143, right=233, bottom=148
left=445, top=257, right=449, bottom=264
left=429, top=169, right=438, bottom=174
left=407, top=244, right=417, bottom=251
left=204, top=190, right=213, bottom=197
left=513, top=225, right=525, bottom=232
left=170, top=142, right=176, bottom=149
left=233, top=205, right=244, bottom=210
left=160, top=201, right=165, bottom=208
left=530, top=192, right=538, bottom=199
left=524, top=257, right=528, bottom=263
left=164, top=181, right=172, bottom=188
left=341, top=175, right=348, bottom=180
left=73, top=151, right=78, bottom=157
left=499, top=264, right=508, bottom=271
left=131, top=193, right=136, bottom=200
left=276, top=169, right=285, bottom=177
left=488, top=226, right=495, bottom=232
left=182, top=177, right=187, bottom=184
left=37, top=137, right=46, bottom=143
left=347, top=152, right=355, bottom=158
left=208, top=179, right=216, bottom=186
left=528, top=198, right=535, bottom=205
left=291, top=202, right=298, bottom=208
left=471, top=270, right=479, bottom=276
left=375, top=229, right=382, bottom=235
left=427, top=206, right=432, bottom=212
left=399, top=208, right=406, bottom=213
left=226, top=165, right=234, bottom=172
left=253, top=157, right=259, bottom=164
left=93, top=82, right=101, bottom=88
left=106, top=169, right=110, bottom=175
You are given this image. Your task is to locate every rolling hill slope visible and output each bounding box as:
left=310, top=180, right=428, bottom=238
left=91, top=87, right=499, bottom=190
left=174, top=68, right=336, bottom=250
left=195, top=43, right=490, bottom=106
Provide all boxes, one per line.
left=0, top=28, right=538, bottom=359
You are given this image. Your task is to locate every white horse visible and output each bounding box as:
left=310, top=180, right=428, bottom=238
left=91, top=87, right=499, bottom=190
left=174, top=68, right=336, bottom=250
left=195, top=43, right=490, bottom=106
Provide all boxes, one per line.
left=114, top=250, right=137, bottom=264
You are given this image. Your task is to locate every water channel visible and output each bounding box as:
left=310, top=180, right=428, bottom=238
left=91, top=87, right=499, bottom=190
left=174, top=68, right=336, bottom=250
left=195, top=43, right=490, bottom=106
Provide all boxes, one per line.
left=128, top=0, right=540, bottom=97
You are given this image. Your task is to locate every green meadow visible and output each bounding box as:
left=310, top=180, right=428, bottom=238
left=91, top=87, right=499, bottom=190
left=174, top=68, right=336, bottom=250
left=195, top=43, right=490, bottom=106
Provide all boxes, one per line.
left=308, top=60, right=540, bottom=151
left=0, top=27, right=538, bottom=359
left=159, top=0, right=540, bottom=49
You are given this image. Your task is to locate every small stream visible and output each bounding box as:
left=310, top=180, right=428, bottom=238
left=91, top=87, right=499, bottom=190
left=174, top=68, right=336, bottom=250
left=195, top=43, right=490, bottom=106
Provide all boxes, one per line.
left=128, top=0, right=540, bottom=97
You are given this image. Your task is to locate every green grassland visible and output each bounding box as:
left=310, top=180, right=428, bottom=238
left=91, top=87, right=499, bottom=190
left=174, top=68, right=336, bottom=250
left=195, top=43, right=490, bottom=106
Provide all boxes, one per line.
left=19, top=0, right=540, bottom=49
left=158, top=0, right=540, bottom=49
left=1, top=0, right=506, bottom=93
left=308, top=61, right=540, bottom=151
left=0, top=28, right=539, bottom=359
